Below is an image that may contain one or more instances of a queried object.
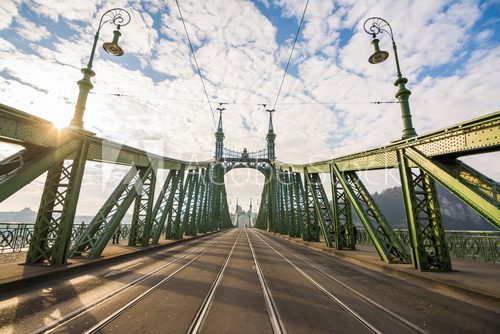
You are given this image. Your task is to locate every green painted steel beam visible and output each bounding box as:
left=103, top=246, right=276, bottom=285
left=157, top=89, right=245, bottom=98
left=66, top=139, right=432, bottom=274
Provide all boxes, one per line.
left=25, top=142, right=89, bottom=265
left=304, top=169, right=335, bottom=247
left=69, top=164, right=153, bottom=258
left=403, top=147, right=499, bottom=229
left=165, top=166, right=186, bottom=239
left=302, top=169, right=321, bottom=242
left=128, top=161, right=158, bottom=247
left=274, top=111, right=499, bottom=172
left=398, top=149, right=452, bottom=271
left=0, top=140, right=80, bottom=203
left=0, top=103, right=212, bottom=170
left=330, top=164, right=355, bottom=250
left=331, top=163, right=409, bottom=263
left=150, top=169, right=179, bottom=245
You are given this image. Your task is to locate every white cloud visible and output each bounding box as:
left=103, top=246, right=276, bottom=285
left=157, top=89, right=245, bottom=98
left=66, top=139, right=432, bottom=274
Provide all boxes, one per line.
left=15, top=16, right=51, bottom=41
left=0, top=0, right=19, bottom=30
left=0, top=0, right=498, bottom=213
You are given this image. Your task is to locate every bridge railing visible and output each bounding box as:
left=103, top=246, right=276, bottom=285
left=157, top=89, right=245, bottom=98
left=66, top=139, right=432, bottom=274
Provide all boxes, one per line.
left=222, top=148, right=267, bottom=159
left=0, top=223, right=132, bottom=256
left=356, top=228, right=500, bottom=263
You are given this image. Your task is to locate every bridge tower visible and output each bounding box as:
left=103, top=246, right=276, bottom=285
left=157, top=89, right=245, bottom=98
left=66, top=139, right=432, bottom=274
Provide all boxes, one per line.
left=266, top=109, right=276, bottom=160
left=215, top=107, right=225, bottom=159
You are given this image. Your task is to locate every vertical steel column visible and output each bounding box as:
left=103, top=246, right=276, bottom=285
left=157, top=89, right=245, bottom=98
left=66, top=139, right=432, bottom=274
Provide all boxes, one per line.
left=200, top=168, right=212, bottom=233
left=150, top=169, right=181, bottom=245
left=255, top=178, right=269, bottom=230
left=283, top=171, right=295, bottom=237
left=26, top=141, right=89, bottom=265
left=128, top=161, right=157, bottom=247
left=302, top=169, right=320, bottom=242
left=276, top=169, right=285, bottom=234
left=194, top=168, right=207, bottom=234
left=331, top=163, right=409, bottom=263
left=220, top=183, right=232, bottom=228
left=398, top=149, right=451, bottom=271
left=165, top=166, right=186, bottom=239
left=210, top=163, right=224, bottom=230
left=70, top=164, right=153, bottom=258
left=290, top=172, right=305, bottom=238
left=267, top=167, right=278, bottom=232
left=304, top=169, right=335, bottom=247
left=330, top=164, right=355, bottom=250
left=184, top=170, right=201, bottom=236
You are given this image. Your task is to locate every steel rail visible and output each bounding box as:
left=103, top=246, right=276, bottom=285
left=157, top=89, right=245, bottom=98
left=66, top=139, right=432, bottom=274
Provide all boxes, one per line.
left=34, top=230, right=234, bottom=334
left=188, top=229, right=242, bottom=333
left=250, top=229, right=382, bottom=334
left=254, top=230, right=427, bottom=333
left=245, top=227, right=288, bottom=334
left=81, top=229, right=238, bottom=333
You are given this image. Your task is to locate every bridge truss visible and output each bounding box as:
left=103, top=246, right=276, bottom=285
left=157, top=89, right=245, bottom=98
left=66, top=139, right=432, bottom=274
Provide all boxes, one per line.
left=0, top=102, right=498, bottom=271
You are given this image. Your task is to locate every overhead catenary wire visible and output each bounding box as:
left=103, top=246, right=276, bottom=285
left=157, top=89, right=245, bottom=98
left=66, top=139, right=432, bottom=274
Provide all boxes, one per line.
left=89, top=92, right=398, bottom=105
left=175, top=0, right=217, bottom=129
left=272, top=0, right=309, bottom=110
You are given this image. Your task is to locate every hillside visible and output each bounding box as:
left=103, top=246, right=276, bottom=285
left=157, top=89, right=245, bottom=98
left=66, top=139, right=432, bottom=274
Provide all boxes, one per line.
left=362, top=184, right=495, bottom=231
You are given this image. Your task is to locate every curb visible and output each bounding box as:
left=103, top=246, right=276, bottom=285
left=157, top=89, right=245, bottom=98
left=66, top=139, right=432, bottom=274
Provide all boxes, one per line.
left=0, top=231, right=221, bottom=295
left=270, top=232, right=500, bottom=309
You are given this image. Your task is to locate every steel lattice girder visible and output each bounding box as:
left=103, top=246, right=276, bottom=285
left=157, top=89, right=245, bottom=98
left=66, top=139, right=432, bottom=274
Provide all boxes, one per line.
left=150, top=169, right=182, bottom=245
left=25, top=142, right=88, bottom=265
left=286, top=171, right=299, bottom=237
left=165, top=166, right=186, bottom=240
left=220, top=184, right=232, bottom=228
left=199, top=168, right=212, bottom=233
left=69, top=164, right=153, bottom=258
left=281, top=171, right=289, bottom=234
left=331, top=164, right=410, bottom=263
left=194, top=168, right=207, bottom=234
left=255, top=177, right=269, bottom=229
left=304, top=169, right=335, bottom=247
left=398, top=149, right=452, bottom=271
left=0, top=140, right=81, bottom=203
left=128, top=161, right=158, bottom=247
left=330, top=165, right=355, bottom=250
left=302, top=168, right=321, bottom=242
left=183, top=169, right=200, bottom=236
left=275, top=111, right=499, bottom=173
left=267, top=167, right=278, bottom=232
left=276, top=170, right=285, bottom=234
left=210, top=164, right=224, bottom=230
left=0, top=103, right=212, bottom=170
left=291, top=172, right=306, bottom=238
left=402, top=147, right=499, bottom=229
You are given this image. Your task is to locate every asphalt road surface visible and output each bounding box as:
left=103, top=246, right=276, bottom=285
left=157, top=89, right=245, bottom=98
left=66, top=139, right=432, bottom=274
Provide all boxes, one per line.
left=0, top=228, right=498, bottom=334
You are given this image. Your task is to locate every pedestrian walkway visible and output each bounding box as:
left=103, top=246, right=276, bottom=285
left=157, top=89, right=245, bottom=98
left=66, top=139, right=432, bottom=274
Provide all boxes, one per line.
left=0, top=235, right=208, bottom=288
left=271, top=232, right=500, bottom=310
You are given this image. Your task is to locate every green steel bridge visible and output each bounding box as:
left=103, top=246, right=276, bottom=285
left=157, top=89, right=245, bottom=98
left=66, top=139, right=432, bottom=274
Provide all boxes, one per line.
left=0, top=102, right=498, bottom=272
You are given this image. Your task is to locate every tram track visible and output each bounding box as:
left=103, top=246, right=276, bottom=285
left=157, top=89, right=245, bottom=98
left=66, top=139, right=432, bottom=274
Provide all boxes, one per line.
left=35, top=229, right=236, bottom=334
left=252, top=229, right=427, bottom=334
left=81, top=229, right=240, bottom=333
left=187, top=229, right=241, bottom=333
left=245, top=227, right=287, bottom=334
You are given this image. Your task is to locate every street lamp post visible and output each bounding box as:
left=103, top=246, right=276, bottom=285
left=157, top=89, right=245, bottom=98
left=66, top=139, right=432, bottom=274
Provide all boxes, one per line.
left=363, top=17, right=417, bottom=140
left=70, top=8, right=131, bottom=129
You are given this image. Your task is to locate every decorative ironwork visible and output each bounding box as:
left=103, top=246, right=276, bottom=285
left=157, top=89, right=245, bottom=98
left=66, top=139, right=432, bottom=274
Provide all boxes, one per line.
left=222, top=148, right=268, bottom=160
left=97, top=8, right=131, bottom=31
left=356, top=228, right=499, bottom=263
left=363, top=17, right=394, bottom=39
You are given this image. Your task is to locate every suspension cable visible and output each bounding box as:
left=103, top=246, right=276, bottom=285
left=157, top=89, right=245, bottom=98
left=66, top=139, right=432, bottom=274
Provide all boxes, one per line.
left=175, top=0, right=216, bottom=129
left=272, top=0, right=309, bottom=110
left=89, top=92, right=398, bottom=105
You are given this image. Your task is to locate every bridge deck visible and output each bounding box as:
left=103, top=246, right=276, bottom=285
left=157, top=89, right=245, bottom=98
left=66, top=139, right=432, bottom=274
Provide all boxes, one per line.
left=0, top=228, right=499, bottom=333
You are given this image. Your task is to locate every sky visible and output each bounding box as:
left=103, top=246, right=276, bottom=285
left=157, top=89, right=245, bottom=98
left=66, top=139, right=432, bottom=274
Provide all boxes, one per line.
left=0, top=0, right=499, bottom=214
